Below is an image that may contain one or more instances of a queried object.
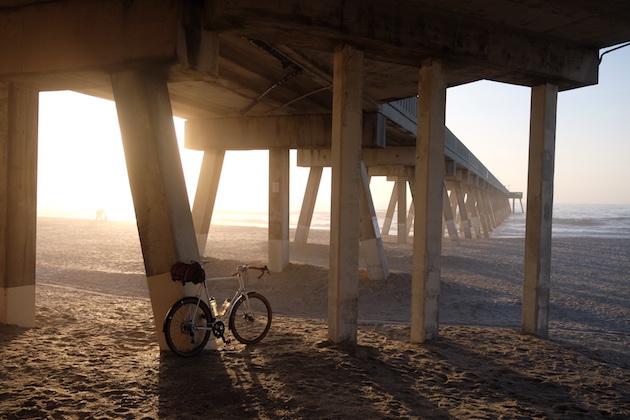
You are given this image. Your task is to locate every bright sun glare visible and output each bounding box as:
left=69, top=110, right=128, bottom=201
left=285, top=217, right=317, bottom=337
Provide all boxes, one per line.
left=37, top=91, right=360, bottom=224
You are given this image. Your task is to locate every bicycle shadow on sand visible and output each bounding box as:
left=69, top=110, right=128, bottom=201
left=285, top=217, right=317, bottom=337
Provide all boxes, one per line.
left=157, top=347, right=245, bottom=418
left=156, top=316, right=630, bottom=419
left=156, top=318, right=453, bottom=419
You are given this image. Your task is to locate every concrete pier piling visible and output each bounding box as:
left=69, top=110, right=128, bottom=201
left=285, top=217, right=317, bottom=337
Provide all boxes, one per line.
left=1, top=0, right=627, bottom=346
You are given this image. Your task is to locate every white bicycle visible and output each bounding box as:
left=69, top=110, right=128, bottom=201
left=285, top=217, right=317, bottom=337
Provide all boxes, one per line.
left=163, top=262, right=272, bottom=357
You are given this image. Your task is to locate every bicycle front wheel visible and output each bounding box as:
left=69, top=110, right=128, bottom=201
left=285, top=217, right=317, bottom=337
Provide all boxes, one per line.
left=164, top=297, right=212, bottom=357
left=229, top=292, right=272, bottom=344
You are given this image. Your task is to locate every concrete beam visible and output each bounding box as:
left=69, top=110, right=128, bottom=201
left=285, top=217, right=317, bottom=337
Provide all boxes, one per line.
left=410, top=59, right=446, bottom=343
left=0, top=82, right=38, bottom=327
left=185, top=113, right=383, bottom=151
left=0, top=0, right=218, bottom=89
left=207, top=0, right=599, bottom=89
left=111, top=68, right=200, bottom=350
left=328, top=45, right=363, bottom=344
left=522, top=83, right=558, bottom=338
left=297, top=147, right=416, bottom=167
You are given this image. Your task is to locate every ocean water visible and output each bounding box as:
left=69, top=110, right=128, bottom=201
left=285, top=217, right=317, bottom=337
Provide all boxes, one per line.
left=39, top=203, right=629, bottom=240
left=212, top=203, right=630, bottom=239
left=492, top=204, right=630, bottom=239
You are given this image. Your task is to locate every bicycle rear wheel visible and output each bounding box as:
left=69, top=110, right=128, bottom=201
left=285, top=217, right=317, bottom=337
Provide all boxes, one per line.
left=229, top=292, right=272, bottom=344
left=164, top=297, right=212, bottom=357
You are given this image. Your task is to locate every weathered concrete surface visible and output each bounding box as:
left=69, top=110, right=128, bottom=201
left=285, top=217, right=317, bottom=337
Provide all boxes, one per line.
left=523, top=83, right=559, bottom=338
left=0, top=82, right=38, bottom=327
left=410, top=60, right=447, bottom=343
left=328, top=45, right=363, bottom=343
left=111, top=69, right=199, bottom=350
left=2, top=1, right=628, bottom=120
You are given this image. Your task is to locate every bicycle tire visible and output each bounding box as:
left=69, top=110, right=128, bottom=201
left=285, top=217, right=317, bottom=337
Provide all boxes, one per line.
left=229, top=292, right=272, bottom=344
left=164, top=297, right=212, bottom=357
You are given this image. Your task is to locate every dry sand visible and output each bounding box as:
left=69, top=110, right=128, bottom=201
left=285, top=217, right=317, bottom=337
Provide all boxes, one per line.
left=0, top=218, right=629, bottom=419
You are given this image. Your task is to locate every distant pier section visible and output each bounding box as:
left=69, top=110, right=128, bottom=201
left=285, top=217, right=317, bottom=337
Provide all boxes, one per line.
left=508, top=192, right=524, bottom=213
left=186, top=98, right=515, bottom=254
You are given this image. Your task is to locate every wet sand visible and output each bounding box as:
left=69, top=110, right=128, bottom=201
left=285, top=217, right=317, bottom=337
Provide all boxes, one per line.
left=0, top=218, right=628, bottom=418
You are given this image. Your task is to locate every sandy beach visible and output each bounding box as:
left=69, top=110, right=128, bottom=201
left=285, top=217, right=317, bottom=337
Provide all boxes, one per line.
left=1, top=217, right=629, bottom=418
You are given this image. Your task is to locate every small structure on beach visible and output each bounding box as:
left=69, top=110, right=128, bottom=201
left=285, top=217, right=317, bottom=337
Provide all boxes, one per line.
left=1, top=1, right=629, bottom=349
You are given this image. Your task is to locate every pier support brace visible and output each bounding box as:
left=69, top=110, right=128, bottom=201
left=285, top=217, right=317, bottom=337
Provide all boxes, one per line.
left=359, top=161, right=389, bottom=280
left=381, top=179, right=398, bottom=236
left=112, top=69, right=200, bottom=350
left=475, top=188, right=491, bottom=238
left=397, top=177, right=408, bottom=243
left=0, top=82, right=38, bottom=327
left=295, top=166, right=323, bottom=244
left=466, top=187, right=482, bottom=238
left=192, top=149, right=225, bottom=256
left=410, top=59, right=446, bottom=343
left=452, top=180, right=472, bottom=238
left=328, top=44, right=363, bottom=343
left=522, top=83, right=558, bottom=338
left=442, top=182, right=460, bottom=242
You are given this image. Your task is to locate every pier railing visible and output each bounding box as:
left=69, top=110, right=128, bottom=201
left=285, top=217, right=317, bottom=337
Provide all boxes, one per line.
left=384, top=97, right=509, bottom=194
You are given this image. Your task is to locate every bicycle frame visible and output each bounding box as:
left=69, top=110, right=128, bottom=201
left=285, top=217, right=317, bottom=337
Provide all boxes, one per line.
left=188, top=265, right=256, bottom=329
left=164, top=263, right=271, bottom=354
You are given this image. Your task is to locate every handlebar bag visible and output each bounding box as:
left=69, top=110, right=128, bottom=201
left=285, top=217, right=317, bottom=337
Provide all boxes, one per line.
left=170, top=262, right=205, bottom=284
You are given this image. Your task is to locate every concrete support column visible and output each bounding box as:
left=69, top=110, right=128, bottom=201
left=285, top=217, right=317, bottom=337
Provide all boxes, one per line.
left=111, top=69, right=200, bottom=350
left=410, top=59, right=447, bottom=343
left=397, top=177, right=408, bottom=244
left=359, top=161, right=389, bottom=280
left=448, top=184, right=459, bottom=224
left=467, top=187, right=482, bottom=238
left=295, top=166, right=323, bottom=244
left=481, top=190, right=496, bottom=230
left=192, top=149, right=225, bottom=256
left=475, top=188, right=491, bottom=238
left=269, top=148, right=290, bottom=272
left=504, top=196, right=510, bottom=219
left=491, top=192, right=500, bottom=224
left=0, top=82, right=38, bottom=327
left=328, top=44, right=363, bottom=343
left=522, top=83, right=558, bottom=338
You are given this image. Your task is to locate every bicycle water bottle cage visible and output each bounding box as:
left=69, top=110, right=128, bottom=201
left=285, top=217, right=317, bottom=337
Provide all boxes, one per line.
left=170, top=262, right=205, bottom=284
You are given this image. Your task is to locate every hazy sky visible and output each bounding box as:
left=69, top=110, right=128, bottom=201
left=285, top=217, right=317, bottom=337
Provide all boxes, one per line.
left=37, top=45, right=630, bottom=222
left=446, top=45, right=630, bottom=206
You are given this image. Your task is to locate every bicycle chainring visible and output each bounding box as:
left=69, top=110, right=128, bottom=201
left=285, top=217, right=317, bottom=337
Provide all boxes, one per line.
left=212, top=321, right=230, bottom=343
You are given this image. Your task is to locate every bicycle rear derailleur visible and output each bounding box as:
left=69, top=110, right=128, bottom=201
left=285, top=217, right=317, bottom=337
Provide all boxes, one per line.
left=212, top=321, right=231, bottom=344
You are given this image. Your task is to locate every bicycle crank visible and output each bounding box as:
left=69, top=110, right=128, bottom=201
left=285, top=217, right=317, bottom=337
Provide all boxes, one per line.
left=212, top=321, right=231, bottom=344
